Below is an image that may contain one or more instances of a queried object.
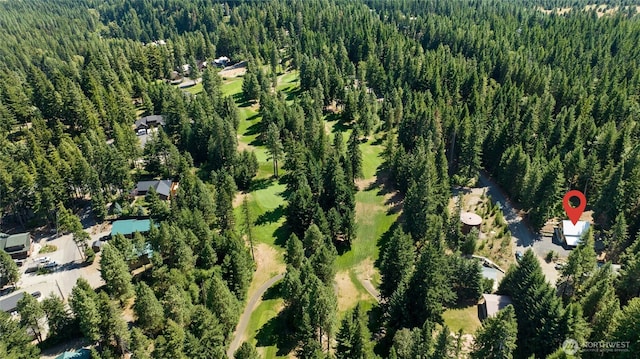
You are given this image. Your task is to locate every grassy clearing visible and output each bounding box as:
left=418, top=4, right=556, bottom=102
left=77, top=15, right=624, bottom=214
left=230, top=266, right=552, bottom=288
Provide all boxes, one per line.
left=247, top=298, right=288, bottom=358
left=222, top=77, right=244, bottom=97
left=360, top=137, right=384, bottom=179
left=276, top=71, right=300, bottom=92
left=182, top=82, right=203, bottom=95
left=336, top=182, right=398, bottom=271
left=442, top=306, right=482, bottom=334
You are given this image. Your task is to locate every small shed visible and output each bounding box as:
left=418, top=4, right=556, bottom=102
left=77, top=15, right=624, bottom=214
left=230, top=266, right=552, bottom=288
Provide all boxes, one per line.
left=461, top=212, right=482, bottom=234
left=478, top=294, right=512, bottom=321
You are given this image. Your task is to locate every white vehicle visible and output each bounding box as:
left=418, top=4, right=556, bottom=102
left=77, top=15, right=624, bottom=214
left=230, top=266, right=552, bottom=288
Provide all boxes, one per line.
left=35, top=256, right=51, bottom=263
left=43, top=261, right=58, bottom=269
left=137, top=128, right=147, bottom=136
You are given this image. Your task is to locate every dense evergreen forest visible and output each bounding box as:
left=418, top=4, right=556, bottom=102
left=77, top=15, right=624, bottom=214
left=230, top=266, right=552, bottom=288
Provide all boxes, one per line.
left=1, top=0, right=640, bottom=358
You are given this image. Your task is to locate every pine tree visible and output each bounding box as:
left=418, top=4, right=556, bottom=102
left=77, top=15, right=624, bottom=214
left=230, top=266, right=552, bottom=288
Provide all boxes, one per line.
left=205, top=273, right=239, bottom=338
left=611, top=298, right=640, bottom=358
left=153, top=319, right=187, bottom=359
left=100, top=243, right=134, bottom=302
left=234, top=342, right=259, bottom=359
left=17, top=293, right=44, bottom=343
left=265, top=122, right=284, bottom=178
left=0, top=310, right=40, bottom=358
left=285, top=233, right=305, bottom=269
left=134, top=282, right=165, bottom=335
left=379, top=227, right=415, bottom=300
left=130, top=327, right=152, bottom=359
left=0, top=249, right=19, bottom=287
left=42, top=294, right=73, bottom=341
left=404, top=243, right=455, bottom=327
left=335, top=304, right=374, bottom=359
left=69, top=280, right=101, bottom=342
left=97, top=292, right=130, bottom=355
left=498, top=249, right=565, bottom=358
left=347, top=125, right=363, bottom=182
left=471, top=305, right=517, bottom=359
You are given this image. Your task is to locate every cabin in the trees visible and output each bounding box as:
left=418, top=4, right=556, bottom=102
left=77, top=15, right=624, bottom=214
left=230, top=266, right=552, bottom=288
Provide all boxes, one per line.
left=478, top=294, right=512, bottom=321
left=110, top=219, right=152, bottom=239
left=131, top=179, right=177, bottom=200
left=134, top=115, right=165, bottom=134
left=560, top=220, right=590, bottom=247
left=0, top=232, right=32, bottom=260
left=214, top=56, right=230, bottom=67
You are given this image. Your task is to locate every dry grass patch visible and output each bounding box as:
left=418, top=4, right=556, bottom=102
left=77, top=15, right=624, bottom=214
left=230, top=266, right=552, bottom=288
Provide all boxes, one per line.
left=248, top=243, right=286, bottom=295
left=335, top=271, right=370, bottom=313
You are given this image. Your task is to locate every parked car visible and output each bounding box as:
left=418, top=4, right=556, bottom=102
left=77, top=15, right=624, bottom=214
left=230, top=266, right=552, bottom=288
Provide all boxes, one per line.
left=25, top=266, right=38, bottom=274
left=35, top=256, right=51, bottom=263
left=515, top=251, right=523, bottom=262
left=14, top=260, right=24, bottom=267
left=555, top=262, right=566, bottom=270
left=42, top=261, right=58, bottom=269
left=31, top=291, right=41, bottom=298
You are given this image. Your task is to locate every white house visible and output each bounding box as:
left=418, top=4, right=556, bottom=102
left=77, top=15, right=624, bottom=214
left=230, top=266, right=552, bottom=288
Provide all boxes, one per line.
left=561, top=220, right=590, bottom=247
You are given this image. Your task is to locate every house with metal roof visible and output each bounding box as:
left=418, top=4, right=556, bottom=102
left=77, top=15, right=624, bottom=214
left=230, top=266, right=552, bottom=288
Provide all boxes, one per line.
left=0, top=232, right=33, bottom=259
left=561, top=220, right=590, bottom=247
left=131, top=179, right=177, bottom=200
left=110, top=219, right=152, bottom=238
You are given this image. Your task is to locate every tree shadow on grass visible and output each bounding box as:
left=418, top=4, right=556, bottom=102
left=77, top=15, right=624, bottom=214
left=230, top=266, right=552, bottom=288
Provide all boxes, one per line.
left=263, top=281, right=283, bottom=300
left=233, top=92, right=252, bottom=107
left=374, top=221, right=400, bottom=270
left=255, top=307, right=298, bottom=356
left=273, top=222, right=291, bottom=247
left=249, top=177, right=275, bottom=192
left=245, top=121, right=262, bottom=137
left=255, top=205, right=284, bottom=226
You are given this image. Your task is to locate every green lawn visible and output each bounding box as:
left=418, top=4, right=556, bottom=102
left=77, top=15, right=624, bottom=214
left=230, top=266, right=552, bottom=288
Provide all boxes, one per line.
left=443, top=306, right=482, bottom=334
left=236, top=182, right=288, bottom=249
left=276, top=71, right=300, bottom=92
left=335, top=185, right=398, bottom=271
left=360, top=138, right=384, bottom=179
left=182, top=82, right=203, bottom=95
left=222, top=77, right=244, bottom=97
left=246, top=298, right=288, bottom=358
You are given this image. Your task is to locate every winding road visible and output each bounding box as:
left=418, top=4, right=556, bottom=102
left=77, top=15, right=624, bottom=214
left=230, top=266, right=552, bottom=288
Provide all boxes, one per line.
left=478, top=171, right=560, bottom=284
left=227, top=273, right=285, bottom=358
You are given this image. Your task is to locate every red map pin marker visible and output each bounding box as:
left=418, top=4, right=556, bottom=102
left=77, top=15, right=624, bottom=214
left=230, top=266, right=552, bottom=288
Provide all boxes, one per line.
left=563, top=190, right=586, bottom=225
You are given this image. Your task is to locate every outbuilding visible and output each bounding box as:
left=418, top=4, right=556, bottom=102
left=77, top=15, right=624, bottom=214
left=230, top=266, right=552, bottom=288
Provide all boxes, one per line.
left=460, top=212, right=482, bottom=234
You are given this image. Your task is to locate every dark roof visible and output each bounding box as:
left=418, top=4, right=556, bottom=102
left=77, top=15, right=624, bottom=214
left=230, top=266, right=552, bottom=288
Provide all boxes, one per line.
left=135, top=179, right=173, bottom=197
left=0, top=292, right=25, bottom=312
left=482, top=294, right=512, bottom=317
left=134, top=115, right=164, bottom=129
